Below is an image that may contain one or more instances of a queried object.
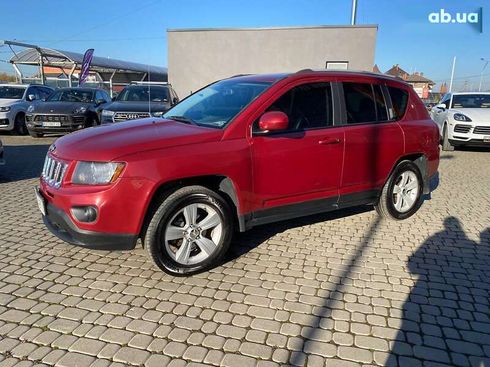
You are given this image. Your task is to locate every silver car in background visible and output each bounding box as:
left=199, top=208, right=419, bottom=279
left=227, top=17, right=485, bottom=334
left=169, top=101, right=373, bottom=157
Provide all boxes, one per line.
left=0, top=84, right=53, bottom=135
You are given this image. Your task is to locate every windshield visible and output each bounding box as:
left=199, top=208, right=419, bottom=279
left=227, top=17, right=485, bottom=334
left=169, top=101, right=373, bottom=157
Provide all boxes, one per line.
left=163, top=80, right=272, bottom=128
left=451, top=94, right=490, bottom=108
left=117, top=86, right=170, bottom=102
left=0, top=86, right=25, bottom=99
left=48, top=89, right=94, bottom=103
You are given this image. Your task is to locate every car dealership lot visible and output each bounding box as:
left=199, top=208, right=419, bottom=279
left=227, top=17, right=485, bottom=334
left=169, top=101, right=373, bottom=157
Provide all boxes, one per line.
left=0, top=135, right=489, bottom=367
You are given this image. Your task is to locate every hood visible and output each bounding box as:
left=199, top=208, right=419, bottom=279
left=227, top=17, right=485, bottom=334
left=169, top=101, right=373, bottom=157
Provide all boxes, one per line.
left=0, top=99, right=21, bottom=107
left=33, top=101, right=92, bottom=114
left=105, top=101, right=171, bottom=113
left=450, top=108, right=490, bottom=124
left=53, top=118, right=223, bottom=161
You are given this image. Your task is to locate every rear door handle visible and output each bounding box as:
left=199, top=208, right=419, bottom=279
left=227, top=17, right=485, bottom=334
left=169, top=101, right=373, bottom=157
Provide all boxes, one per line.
left=318, top=137, right=342, bottom=145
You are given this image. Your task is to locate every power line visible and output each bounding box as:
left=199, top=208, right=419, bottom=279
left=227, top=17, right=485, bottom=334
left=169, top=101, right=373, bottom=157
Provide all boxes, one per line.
left=46, top=0, right=161, bottom=47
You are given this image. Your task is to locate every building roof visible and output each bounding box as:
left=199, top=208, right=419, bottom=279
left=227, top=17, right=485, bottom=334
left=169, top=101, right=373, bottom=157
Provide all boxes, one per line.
left=405, top=73, right=435, bottom=85
left=372, top=64, right=382, bottom=74
left=9, top=46, right=167, bottom=77
left=385, top=64, right=409, bottom=79
left=168, top=25, right=378, bottom=32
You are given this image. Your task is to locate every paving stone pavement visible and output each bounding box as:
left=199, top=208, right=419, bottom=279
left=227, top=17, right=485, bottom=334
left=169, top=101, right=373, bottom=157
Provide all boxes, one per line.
left=0, top=135, right=489, bottom=367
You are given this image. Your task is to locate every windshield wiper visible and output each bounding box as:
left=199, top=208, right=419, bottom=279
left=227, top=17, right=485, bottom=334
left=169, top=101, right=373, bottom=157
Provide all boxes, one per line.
left=166, top=115, right=197, bottom=125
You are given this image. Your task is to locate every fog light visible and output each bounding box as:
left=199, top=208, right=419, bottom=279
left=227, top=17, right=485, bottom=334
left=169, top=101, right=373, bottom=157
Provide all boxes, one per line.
left=70, top=206, right=98, bottom=223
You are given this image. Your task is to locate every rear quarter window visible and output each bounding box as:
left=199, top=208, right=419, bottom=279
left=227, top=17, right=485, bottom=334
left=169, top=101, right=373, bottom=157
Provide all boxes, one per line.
left=388, top=86, right=409, bottom=120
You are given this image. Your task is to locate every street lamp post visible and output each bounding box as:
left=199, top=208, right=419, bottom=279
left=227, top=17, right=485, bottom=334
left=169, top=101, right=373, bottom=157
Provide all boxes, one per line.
left=479, top=58, right=489, bottom=92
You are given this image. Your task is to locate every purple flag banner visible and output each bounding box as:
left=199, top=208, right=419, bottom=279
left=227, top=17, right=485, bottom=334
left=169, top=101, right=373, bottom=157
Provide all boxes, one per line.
left=79, top=48, right=94, bottom=85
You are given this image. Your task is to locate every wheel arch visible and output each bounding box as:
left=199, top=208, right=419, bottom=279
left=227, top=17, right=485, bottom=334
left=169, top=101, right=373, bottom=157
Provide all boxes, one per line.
left=139, top=175, right=242, bottom=240
left=386, top=153, right=429, bottom=195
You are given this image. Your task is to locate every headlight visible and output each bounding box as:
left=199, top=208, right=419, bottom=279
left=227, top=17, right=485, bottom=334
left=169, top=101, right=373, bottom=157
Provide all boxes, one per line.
left=74, top=106, right=87, bottom=114
left=453, top=113, right=472, bottom=122
left=0, top=106, right=11, bottom=112
left=152, top=111, right=164, bottom=117
left=72, top=161, right=125, bottom=185
left=102, top=110, right=115, bottom=117
left=27, top=105, right=35, bottom=113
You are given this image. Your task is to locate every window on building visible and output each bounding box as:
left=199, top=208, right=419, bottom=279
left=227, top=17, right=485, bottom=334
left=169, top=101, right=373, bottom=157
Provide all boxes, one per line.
left=326, top=61, right=349, bottom=70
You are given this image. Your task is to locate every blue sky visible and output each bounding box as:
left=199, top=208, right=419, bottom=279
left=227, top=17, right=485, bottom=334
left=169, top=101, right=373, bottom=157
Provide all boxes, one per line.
left=0, top=0, right=488, bottom=90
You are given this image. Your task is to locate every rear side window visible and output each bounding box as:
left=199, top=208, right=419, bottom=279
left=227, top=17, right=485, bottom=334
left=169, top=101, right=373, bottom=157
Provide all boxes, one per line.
left=343, top=83, right=377, bottom=124
left=387, top=86, right=409, bottom=120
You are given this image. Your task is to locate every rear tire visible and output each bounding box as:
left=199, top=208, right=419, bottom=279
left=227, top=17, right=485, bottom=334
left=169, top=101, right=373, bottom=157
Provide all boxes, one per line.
left=144, top=185, right=233, bottom=276
left=442, top=124, right=454, bottom=151
left=13, top=113, right=28, bottom=135
left=375, top=161, right=423, bottom=220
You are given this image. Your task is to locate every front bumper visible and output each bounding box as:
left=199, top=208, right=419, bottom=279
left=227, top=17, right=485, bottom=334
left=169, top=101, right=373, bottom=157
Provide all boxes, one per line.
left=449, top=122, right=490, bottom=147
left=449, top=138, right=490, bottom=147
left=0, top=111, right=13, bottom=131
left=26, top=114, right=87, bottom=133
left=38, top=189, right=137, bottom=250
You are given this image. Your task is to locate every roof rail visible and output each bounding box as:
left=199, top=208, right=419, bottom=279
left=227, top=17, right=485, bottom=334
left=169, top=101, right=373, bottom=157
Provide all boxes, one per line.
left=296, top=68, right=314, bottom=73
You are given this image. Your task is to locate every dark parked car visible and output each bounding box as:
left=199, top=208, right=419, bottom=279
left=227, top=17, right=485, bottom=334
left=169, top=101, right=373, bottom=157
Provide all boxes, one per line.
left=26, top=88, right=111, bottom=137
left=0, top=138, right=4, bottom=165
left=37, top=71, right=440, bottom=275
left=101, top=84, right=179, bottom=123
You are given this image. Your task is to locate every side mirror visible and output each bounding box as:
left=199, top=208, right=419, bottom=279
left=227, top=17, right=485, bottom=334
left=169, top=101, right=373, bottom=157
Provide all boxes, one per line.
left=27, top=94, right=36, bottom=101
left=258, top=111, right=289, bottom=132
left=111, top=96, right=117, bottom=101
left=435, top=103, right=446, bottom=111
left=172, top=97, right=179, bottom=105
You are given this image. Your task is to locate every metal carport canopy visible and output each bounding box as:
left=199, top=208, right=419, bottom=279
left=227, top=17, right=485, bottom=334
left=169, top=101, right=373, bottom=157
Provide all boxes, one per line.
left=2, top=40, right=167, bottom=92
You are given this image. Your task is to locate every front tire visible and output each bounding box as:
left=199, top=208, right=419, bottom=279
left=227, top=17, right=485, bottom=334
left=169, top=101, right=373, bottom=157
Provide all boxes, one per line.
left=375, top=161, right=423, bottom=220
left=144, top=185, right=233, bottom=276
left=13, top=113, right=28, bottom=135
left=442, top=124, right=454, bottom=151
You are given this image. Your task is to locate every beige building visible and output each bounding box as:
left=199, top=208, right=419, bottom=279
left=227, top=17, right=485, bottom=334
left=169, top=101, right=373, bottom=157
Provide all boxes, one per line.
left=168, top=25, right=378, bottom=97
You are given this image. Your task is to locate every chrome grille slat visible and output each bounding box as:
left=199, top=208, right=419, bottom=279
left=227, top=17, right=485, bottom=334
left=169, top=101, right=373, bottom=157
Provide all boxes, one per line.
left=114, top=112, right=151, bottom=122
left=41, top=154, right=67, bottom=189
left=474, top=126, right=490, bottom=135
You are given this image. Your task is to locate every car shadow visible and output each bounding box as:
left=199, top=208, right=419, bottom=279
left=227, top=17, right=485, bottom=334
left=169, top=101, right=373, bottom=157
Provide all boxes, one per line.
left=386, top=217, right=490, bottom=366
left=0, top=144, right=49, bottom=183
left=226, top=205, right=373, bottom=262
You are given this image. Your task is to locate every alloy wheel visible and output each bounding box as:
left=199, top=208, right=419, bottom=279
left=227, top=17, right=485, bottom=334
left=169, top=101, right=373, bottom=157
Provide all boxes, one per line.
left=164, top=203, right=223, bottom=265
left=392, top=171, right=419, bottom=213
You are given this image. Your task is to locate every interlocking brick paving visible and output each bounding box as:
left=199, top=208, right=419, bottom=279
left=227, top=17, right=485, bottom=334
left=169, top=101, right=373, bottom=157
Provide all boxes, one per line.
left=0, top=135, right=489, bottom=367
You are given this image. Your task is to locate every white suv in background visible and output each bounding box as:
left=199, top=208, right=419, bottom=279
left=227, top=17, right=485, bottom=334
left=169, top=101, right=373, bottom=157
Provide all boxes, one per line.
left=431, top=92, right=490, bottom=151
left=0, top=84, right=53, bottom=135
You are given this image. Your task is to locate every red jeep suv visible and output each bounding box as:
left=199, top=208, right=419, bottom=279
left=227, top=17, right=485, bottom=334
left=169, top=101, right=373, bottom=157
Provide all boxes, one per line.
left=36, top=71, right=439, bottom=275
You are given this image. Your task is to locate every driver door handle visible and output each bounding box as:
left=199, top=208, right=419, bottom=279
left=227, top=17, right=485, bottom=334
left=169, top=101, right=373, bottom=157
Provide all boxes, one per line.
left=318, top=137, right=342, bottom=145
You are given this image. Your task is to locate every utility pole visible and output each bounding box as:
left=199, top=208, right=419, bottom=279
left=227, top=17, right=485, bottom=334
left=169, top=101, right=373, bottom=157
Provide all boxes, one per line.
left=449, top=56, right=456, bottom=92
left=351, top=0, right=357, bottom=25
left=479, top=58, right=489, bottom=92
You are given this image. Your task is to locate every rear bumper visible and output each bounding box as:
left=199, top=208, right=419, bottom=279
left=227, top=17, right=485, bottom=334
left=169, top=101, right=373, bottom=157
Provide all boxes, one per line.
left=43, top=201, right=137, bottom=250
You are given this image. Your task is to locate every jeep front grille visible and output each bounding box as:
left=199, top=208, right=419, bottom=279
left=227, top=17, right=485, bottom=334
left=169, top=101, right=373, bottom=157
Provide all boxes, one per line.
left=473, top=126, right=490, bottom=135
left=42, top=155, right=67, bottom=188
left=114, top=112, right=151, bottom=122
